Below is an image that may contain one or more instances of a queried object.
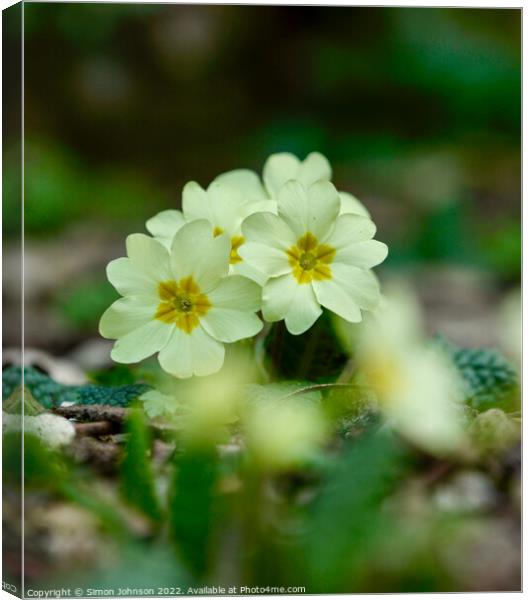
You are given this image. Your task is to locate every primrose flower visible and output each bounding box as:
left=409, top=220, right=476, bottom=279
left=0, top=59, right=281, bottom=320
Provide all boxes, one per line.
left=263, top=151, right=370, bottom=217
left=356, top=286, right=466, bottom=455
left=243, top=392, right=328, bottom=470
left=146, top=172, right=273, bottom=283
left=100, top=220, right=263, bottom=378
left=240, top=180, right=388, bottom=334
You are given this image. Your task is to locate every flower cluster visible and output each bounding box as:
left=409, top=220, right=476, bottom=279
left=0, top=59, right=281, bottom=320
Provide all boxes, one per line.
left=100, top=152, right=388, bottom=378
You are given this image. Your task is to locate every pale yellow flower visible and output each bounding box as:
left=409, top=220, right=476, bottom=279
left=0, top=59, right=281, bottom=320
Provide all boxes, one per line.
left=240, top=180, right=387, bottom=334
left=100, top=220, right=263, bottom=378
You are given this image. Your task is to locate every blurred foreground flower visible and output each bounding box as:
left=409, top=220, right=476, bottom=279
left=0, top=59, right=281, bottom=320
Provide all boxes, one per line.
left=243, top=387, right=328, bottom=470
left=142, top=347, right=257, bottom=445
left=355, top=286, right=466, bottom=455
left=241, top=180, right=387, bottom=334
left=100, top=220, right=262, bottom=378
left=142, top=373, right=239, bottom=444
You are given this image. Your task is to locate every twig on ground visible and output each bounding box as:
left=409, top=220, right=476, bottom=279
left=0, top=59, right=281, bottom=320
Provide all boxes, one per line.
left=74, top=421, right=117, bottom=437
left=54, top=404, right=128, bottom=423
left=67, top=436, right=121, bottom=473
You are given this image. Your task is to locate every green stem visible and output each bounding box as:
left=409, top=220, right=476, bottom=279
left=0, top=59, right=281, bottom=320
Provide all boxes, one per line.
left=283, top=382, right=366, bottom=399
left=239, top=464, right=266, bottom=584
left=295, top=325, right=319, bottom=380
left=254, top=321, right=272, bottom=383
left=270, top=322, right=285, bottom=381
left=337, top=358, right=356, bottom=383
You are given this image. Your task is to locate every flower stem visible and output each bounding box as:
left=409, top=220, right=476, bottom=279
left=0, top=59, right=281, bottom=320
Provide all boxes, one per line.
left=283, top=382, right=365, bottom=398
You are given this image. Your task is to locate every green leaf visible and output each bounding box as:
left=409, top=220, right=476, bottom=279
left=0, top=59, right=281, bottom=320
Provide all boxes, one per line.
left=3, top=431, right=65, bottom=487
left=71, top=542, right=191, bottom=593
left=4, top=431, right=128, bottom=535
left=3, top=387, right=45, bottom=416
left=76, top=382, right=151, bottom=407
left=120, top=407, right=161, bottom=522
left=169, top=448, right=218, bottom=576
left=436, top=338, right=519, bottom=412
left=2, top=366, right=151, bottom=409
left=303, top=432, right=407, bottom=592
left=324, top=384, right=381, bottom=439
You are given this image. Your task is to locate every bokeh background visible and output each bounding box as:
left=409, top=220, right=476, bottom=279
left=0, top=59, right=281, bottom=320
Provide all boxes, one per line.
left=3, top=4, right=521, bottom=368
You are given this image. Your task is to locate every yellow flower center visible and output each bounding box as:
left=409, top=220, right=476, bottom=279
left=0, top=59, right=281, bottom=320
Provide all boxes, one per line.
left=286, top=232, right=335, bottom=284
left=155, top=276, right=211, bottom=334
left=229, top=235, right=245, bottom=264
left=365, top=355, right=403, bottom=399
left=213, top=226, right=245, bottom=265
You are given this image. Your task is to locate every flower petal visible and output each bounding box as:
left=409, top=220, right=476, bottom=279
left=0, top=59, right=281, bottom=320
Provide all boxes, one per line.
left=238, top=242, right=290, bottom=279
left=202, top=309, right=262, bottom=343
left=314, top=263, right=381, bottom=318
left=110, top=320, right=173, bottom=364
left=106, top=258, right=157, bottom=297
left=146, top=210, right=185, bottom=248
left=277, top=180, right=340, bottom=241
left=207, top=274, right=262, bottom=311
left=126, top=233, right=172, bottom=282
left=99, top=296, right=157, bottom=339
left=335, top=264, right=381, bottom=311
left=157, top=329, right=192, bottom=378
left=184, top=180, right=247, bottom=235
left=240, top=199, right=277, bottom=220
left=312, top=278, right=362, bottom=323
left=170, top=220, right=230, bottom=291
left=298, top=152, right=332, bottom=187
left=325, top=214, right=377, bottom=247
left=158, top=326, right=225, bottom=378
left=242, top=212, right=296, bottom=250
left=339, top=192, right=370, bottom=218
left=212, top=169, right=267, bottom=199
left=207, top=183, right=248, bottom=232
left=335, top=240, right=388, bottom=269
left=262, top=275, right=322, bottom=335
left=263, top=152, right=301, bottom=196
left=182, top=181, right=213, bottom=222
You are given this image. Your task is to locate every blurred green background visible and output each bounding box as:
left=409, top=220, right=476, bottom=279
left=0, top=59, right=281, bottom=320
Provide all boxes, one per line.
left=3, top=4, right=520, bottom=355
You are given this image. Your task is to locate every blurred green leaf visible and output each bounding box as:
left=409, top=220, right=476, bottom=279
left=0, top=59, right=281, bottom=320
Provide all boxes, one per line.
left=65, top=543, right=191, bottom=593
left=120, top=407, right=162, bottom=522
left=437, top=337, right=519, bottom=412
left=454, top=347, right=519, bottom=413
left=169, top=448, right=218, bottom=576
left=303, top=432, right=407, bottom=592
left=3, top=432, right=64, bottom=487
left=4, top=431, right=128, bottom=534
